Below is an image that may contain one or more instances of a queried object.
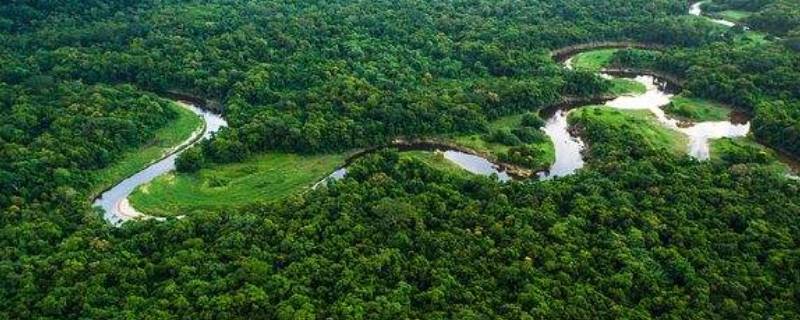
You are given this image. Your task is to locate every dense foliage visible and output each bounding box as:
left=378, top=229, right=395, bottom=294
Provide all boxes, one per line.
left=2, top=0, right=800, bottom=318
left=1, top=0, right=724, bottom=162
left=0, top=82, right=177, bottom=209
left=705, top=0, right=800, bottom=36
left=7, top=150, right=800, bottom=318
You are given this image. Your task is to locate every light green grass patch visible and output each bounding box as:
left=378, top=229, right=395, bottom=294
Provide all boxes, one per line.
left=609, top=78, right=647, bottom=96
left=571, top=49, right=618, bottom=72
left=91, top=102, right=203, bottom=197
left=663, top=96, right=732, bottom=122
left=710, top=137, right=770, bottom=161
left=571, top=106, right=688, bottom=155
left=718, top=10, right=751, bottom=22
left=129, top=152, right=347, bottom=217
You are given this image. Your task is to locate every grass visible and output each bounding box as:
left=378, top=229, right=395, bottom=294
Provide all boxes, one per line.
left=400, top=151, right=472, bottom=177
left=609, top=78, right=647, bottom=96
left=91, top=102, right=203, bottom=197
left=448, top=113, right=555, bottom=169
left=452, top=113, right=524, bottom=154
left=570, top=49, right=618, bottom=72
left=717, top=10, right=751, bottom=22
left=570, top=106, right=688, bottom=155
left=663, top=95, right=732, bottom=122
left=129, top=152, right=347, bottom=217
left=569, top=49, right=648, bottom=96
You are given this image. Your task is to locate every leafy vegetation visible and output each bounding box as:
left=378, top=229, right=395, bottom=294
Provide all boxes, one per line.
left=701, top=0, right=800, bottom=47
left=450, top=112, right=554, bottom=171
left=610, top=36, right=800, bottom=158
left=710, top=137, right=772, bottom=164
left=1, top=0, right=800, bottom=319
left=569, top=49, right=647, bottom=95
left=717, top=10, right=752, bottom=22
left=400, top=151, right=473, bottom=177
left=609, top=78, right=648, bottom=95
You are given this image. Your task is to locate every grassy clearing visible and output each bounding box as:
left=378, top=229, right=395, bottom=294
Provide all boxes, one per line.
left=569, top=49, right=648, bottom=96
left=663, top=96, right=732, bottom=122
left=448, top=113, right=555, bottom=169
left=609, top=78, right=647, bottom=95
left=571, top=49, right=618, bottom=72
left=91, top=102, right=203, bottom=197
left=710, top=137, right=770, bottom=161
left=571, top=106, right=688, bottom=155
left=129, top=152, right=347, bottom=217
left=718, top=10, right=751, bottom=22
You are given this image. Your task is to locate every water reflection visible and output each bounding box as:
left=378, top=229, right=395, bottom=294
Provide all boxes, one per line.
left=443, top=150, right=512, bottom=181
left=540, top=108, right=585, bottom=178
left=314, top=150, right=513, bottom=188
left=313, top=168, right=348, bottom=189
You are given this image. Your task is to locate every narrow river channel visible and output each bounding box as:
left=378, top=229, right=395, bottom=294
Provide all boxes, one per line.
left=541, top=52, right=751, bottom=177
left=690, top=1, right=737, bottom=27
left=93, top=101, right=227, bottom=225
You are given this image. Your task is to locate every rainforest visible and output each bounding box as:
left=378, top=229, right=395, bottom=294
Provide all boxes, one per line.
left=2, top=0, right=800, bottom=318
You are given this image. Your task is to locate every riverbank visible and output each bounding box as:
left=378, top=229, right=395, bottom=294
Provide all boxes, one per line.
left=93, top=98, right=228, bottom=225
left=89, top=101, right=205, bottom=200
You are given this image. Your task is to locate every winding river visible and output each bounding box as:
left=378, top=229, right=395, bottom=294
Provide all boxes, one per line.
left=540, top=56, right=752, bottom=177
left=690, top=1, right=737, bottom=27
left=535, top=2, right=751, bottom=178
left=94, top=2, right=789, bottom=224
left=93, top=101, right=227, bottom=225
left=97, top=101, right=511, bottom=224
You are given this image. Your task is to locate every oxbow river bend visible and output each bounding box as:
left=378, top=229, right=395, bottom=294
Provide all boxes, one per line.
left=539, top=55, right=752, bottom=178
left=95, top=101, right=512, bottom=224
left=93, top=101, right=227, bottom=225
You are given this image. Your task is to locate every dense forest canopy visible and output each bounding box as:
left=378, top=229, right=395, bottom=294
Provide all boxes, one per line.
left=705, top=0, right=800, bottom=36
left=2, top=0, right=800, bottom=318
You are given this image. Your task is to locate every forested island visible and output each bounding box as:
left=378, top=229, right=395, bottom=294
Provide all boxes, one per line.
left=2, top=0, right=800, bottom=318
